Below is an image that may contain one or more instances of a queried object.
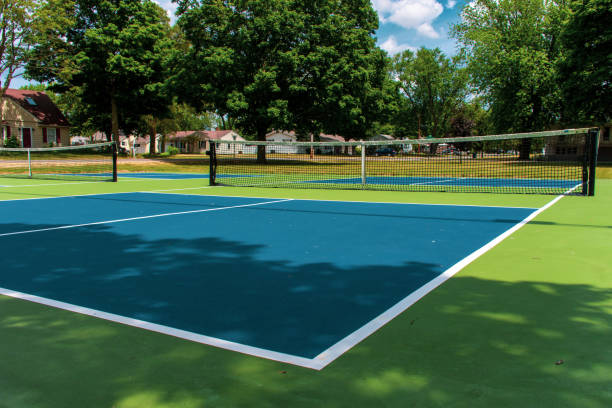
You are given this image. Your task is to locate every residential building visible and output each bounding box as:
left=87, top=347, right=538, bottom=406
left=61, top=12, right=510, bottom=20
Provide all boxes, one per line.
left=1, top=89, right=70, bottom=148
left=165, top=130, right=251, bottom=154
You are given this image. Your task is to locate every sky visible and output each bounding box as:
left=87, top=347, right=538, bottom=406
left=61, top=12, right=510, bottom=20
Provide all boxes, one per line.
left=11, top=0, right=465, bottom=89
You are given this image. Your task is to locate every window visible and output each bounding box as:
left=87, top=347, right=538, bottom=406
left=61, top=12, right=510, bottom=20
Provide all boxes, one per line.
left=47, top=128, right=57, bottom=144
left=604, top=127, right=610, bottom=142
left=25, top=97, right=37, bottom=106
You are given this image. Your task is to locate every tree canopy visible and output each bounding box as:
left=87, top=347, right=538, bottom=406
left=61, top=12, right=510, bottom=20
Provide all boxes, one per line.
left=559, top=0, right=612, bottom=124
left=391, top=48, right=469, bottom=142
left=174, top=0, right=387, bottom=160
left=452, top=0, right=564, bottom=134
left=0, top=0, right=38, bottom=98
left=26, top=0, right=173, bottom=147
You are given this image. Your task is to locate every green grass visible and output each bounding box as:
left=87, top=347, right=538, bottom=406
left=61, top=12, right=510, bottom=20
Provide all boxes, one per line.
left=0, top=176, right=610, bottom=408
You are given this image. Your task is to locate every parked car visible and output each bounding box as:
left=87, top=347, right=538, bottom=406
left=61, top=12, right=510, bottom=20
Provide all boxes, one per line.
left=374, top=147, right=397, bottom=156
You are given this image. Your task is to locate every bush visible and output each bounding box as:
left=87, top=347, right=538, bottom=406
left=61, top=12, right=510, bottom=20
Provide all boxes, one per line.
left=166, top=146, right=180, bottom=156
left=3, top=136, right=20, bottom=148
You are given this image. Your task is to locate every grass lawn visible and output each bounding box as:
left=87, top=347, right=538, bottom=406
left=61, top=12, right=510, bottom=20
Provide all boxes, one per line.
left=0, top=173, right=610, bottom=407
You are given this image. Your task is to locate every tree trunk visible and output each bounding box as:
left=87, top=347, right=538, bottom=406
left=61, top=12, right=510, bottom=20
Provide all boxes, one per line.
left=519, top=138, right=532, bottom=160
left=256, top=125, right=267, bottom=163
left=149, top=122, right=157, bottom=155
left=111, top=95, right=120, bottom=142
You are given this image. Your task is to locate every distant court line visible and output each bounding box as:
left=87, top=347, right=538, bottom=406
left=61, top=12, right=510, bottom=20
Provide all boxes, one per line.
left=0, top=198, right=293, bottom=237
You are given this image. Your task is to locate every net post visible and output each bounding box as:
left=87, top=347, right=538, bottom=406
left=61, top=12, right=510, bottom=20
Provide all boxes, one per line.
left=27, top=148, right=32, bottom=177
left=112, top=142, right=118, bottom=182
left=207, top=142, right=217, bottom=185
left=360, top=143, right=366, bottom=187
left=587, top=128, right=599, bottom=196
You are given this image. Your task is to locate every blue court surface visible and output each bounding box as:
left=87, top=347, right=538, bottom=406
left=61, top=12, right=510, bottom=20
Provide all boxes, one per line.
left=0, top=193, right=538, bottom=367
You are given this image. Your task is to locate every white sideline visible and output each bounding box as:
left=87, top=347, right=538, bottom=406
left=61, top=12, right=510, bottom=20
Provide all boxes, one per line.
left=0, top=198, right=292, bottom=237
left=309, top=192, right=567, bottom=369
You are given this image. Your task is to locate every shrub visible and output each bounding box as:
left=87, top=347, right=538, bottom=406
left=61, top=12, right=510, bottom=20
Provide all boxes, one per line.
left=166, top=146, right=180, bottom=156
left=3, top=136, right=20, bottom=148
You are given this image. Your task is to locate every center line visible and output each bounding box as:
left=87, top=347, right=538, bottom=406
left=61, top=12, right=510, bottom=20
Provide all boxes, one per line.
left=0, top=199, right=293, bottom=237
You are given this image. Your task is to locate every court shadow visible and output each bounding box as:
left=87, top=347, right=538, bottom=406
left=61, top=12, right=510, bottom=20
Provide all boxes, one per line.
left=0, top=223, right=610, bottom=407
left=0, top=222, right=442, bottom=359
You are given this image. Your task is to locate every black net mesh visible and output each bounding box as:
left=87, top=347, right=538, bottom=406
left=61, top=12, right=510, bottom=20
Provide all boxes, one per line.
left=210, top=129, right=597, bottom=195
left=0, top=143, right=117, bottom=182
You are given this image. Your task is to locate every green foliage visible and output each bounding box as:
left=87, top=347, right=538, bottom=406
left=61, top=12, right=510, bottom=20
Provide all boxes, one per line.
left=559, top=0, right=612, bottom=124
left=165, top=146, right=180, bottom=156
left=169, top=102, right=213, bottom=131
left=174, top=0, right=387, bottom=160
left=452, top=0, right=565, bottom=133
left=3, top=136, right=20, bottom=148
left=391, top=48, right=469, bottom=139
left=0, top=0, right=38, bottom=96
left=26, top=0, right=173, bottom=140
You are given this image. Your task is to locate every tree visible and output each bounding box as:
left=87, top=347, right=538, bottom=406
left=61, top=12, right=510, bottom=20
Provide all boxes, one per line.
left=26, top=0, right=173, bottom=150
left=174, top=0, right=387, bottom=161
left=559, top=0, right=612, bottom=124
left=0, top=0, right=37, bottom=98
left=452, top=0, right=565, bottom=158
left=391, top=48, right=469, bottom=152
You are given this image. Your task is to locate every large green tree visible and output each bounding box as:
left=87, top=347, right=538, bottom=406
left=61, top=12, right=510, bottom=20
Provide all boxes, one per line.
left=26, top=0, right=173, bottom=151
left=391, top=48, right=469, bottom=145
left=452, top=0, right=565, bottom=158
left=174, top=0, right=387, bottom=161
left=559, top=0, right=612, bottom=124
left=0, top=0, right=38, bottom=97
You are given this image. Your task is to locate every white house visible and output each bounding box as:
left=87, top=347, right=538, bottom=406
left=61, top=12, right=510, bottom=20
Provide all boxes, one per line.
left=265, top=130, right=299, bottom=154
left=209, top=130, right=256, bottom=154
left=119, top=134, right=162, bottom=155
left=165, top=129, right=255, bottom=154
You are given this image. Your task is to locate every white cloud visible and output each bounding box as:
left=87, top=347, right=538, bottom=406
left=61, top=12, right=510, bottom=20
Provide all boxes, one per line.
left=380, top=36, right=417, bottom=55
left=373, top=0, right=443, bottom=36
left=446, top=0, right=457, bottom=8
left=417, top=23, right=440, bottom=38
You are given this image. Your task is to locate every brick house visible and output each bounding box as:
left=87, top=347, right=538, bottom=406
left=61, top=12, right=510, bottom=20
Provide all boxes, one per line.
left=1, top=89, right=70, bottom=148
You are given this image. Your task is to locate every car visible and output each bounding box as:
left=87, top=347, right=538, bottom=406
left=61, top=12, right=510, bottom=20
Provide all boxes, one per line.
left=374, top=147, right=397, bottom=156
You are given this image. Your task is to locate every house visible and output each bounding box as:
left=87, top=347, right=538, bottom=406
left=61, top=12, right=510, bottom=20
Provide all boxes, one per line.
left=265, top=130, right=299, bottom=154
left=543, top=126, right=611, bottom=160
left=208, top=130, right=256, bottom=154
left=165, top=129, right=252, bottom=154
left=319, top=133, right=348, bottom=154
left=120, top=134, right=162, bottom=155
left=369, top=134, right=395, bottom=141
left=597, top=124, right=611, bottom=161
left=1, top=89, right=70, bottom=148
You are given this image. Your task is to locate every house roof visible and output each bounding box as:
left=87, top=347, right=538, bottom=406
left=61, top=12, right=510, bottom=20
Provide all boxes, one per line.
left=266, top=130, right=296, bottom=137
left=206, top=130, right=234, bottom=140
left=168, top=130, right=235, bottom=140
left=320, top=134, right=346, bottom=142
left=4, top=89, right=70, bottom=126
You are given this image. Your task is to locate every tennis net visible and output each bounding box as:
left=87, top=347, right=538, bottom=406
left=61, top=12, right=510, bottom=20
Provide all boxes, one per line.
left=0, top=142, right=118, bottom=182
left=209, top=128, right=599, bottom=195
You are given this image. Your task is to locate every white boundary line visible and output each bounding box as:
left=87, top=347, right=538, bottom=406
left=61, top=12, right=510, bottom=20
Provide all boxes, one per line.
left=0, top=193, right=565, bottom=370
left=0, top=287, right=320, bottom=369
left=308, top=193, right=566, bottom=369
left=0, top=198, right=292, bottom=237
left=0, top=188, right=540, bottom=209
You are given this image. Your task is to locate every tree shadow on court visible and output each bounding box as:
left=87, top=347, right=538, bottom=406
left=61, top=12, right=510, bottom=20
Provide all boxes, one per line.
left=0, top=223, right=610, bottom=407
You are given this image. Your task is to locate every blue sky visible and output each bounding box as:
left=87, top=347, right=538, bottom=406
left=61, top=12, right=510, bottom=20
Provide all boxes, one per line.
left=11, top=0, right=465, bottom=88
